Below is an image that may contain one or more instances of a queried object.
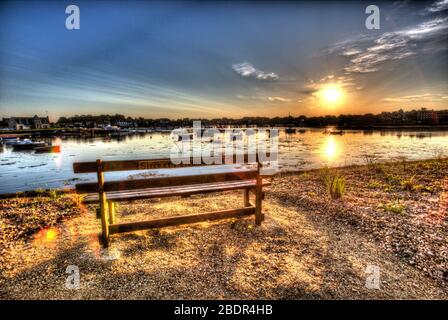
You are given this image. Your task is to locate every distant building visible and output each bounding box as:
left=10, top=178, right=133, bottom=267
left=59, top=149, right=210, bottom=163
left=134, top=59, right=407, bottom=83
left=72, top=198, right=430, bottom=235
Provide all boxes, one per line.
left=4, top=115, right=51, bottom=130
left=379, top=110, right=406, bottom=123
left=417, top=108, right=439, bottom=124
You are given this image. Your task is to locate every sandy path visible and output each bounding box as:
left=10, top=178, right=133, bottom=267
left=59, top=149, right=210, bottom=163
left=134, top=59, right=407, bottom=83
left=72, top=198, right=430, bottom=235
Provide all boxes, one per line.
left=1, top=191, right=446, bottom=299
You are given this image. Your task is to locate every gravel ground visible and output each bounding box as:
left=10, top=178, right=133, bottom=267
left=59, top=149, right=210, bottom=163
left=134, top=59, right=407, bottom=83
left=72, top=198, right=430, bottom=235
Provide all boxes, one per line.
left=0, top=159, right=447, bottom=299
left=271, top=157, right=448, bottom=283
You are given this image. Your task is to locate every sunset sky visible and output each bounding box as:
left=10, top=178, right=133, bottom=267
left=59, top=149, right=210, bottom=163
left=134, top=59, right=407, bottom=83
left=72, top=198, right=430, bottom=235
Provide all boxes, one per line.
left=0, top=0, right=447, bottom=120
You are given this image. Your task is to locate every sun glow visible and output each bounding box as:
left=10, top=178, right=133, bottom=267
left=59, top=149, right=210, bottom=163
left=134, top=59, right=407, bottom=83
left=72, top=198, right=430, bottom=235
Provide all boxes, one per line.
left=323, top=88, right=341, bottom=102
left=318, top=85, right=344, bottom=106
left=322, top=135, right=341, bottom=161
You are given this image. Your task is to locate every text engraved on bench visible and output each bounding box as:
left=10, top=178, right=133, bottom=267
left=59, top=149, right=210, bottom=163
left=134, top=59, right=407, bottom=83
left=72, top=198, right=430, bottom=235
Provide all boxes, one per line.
left=138, top=160, right=174, bottom=169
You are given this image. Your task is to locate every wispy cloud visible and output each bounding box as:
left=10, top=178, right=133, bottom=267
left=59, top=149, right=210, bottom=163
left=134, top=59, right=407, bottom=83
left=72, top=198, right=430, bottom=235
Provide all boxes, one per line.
left=267, top=96, right=292, bottom=103
left=336, top=0, right=448, bottom=74
left=232, top=62, right=279, bottom=81
left=236, top=94, right=293, bottom=103
left=1, top=67, right=236, bottom=117
left=399, top=17, right=448, bottom=38
left=426, top=0, right=448, bottom=13
left=383, top=93, right=448, bottom=102
left=341, top=48, right=363, bottom=56
left=337, top=12, right=448, bottom=74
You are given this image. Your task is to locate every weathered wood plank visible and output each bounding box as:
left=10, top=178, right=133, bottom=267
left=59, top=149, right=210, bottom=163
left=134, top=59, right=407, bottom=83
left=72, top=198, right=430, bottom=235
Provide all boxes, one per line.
left=108, top=206, right=255, bottom=234
left=108, top=200, right=115, bottom=224
left=243, top=189, right=250, bottom=207
left=73, top=161, right=98, bottom=174
left=73, top=153, right=274, bottom=173
left=82, top=179, right=271, bottom=204
left=76, top=170, right=258, bottom=194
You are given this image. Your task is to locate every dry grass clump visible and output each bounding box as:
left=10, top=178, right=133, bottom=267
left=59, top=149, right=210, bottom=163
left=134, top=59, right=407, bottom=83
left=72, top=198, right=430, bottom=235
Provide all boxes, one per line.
left=378, top=202, right=405, bottom=215
left=320, top=167, right=345, bottom=200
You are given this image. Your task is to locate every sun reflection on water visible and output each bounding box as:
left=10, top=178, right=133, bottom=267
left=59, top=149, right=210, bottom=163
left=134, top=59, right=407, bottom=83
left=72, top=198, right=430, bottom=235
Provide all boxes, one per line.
left=52, top=138, right=63, bottom=169
left=323, top=136, right=339, bottom=161
left=53, top=154, right=63, bottom=169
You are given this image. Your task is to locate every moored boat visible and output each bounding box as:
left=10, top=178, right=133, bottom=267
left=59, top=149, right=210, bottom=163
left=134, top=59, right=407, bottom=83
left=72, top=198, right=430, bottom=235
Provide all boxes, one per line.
left=1, top=137, right=20, bottom=145
left=323, top=129, right=344, bottom=135
left=11, top=139, right=46, bottom=150
left=329, top=130, right=344, bottom=135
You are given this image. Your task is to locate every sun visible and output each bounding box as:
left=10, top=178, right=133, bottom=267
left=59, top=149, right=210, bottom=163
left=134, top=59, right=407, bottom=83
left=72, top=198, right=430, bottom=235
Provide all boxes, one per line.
left=318, top=85, right=344, bottom=105
left=323, top=88, right=341, bottom=102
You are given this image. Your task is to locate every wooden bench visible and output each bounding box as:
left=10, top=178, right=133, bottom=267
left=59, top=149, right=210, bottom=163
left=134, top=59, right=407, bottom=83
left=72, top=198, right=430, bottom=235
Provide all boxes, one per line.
left=73, top=154, right=271, bottom=246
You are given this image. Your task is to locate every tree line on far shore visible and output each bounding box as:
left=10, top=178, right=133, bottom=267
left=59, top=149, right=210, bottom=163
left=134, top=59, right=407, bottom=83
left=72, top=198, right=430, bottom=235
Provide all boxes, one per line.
left=56, top=108, right=448, bottom=128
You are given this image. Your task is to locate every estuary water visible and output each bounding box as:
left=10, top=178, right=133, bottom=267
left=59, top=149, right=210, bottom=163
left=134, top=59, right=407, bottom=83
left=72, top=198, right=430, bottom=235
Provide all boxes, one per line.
left=0, top=128, right=447, bottom=194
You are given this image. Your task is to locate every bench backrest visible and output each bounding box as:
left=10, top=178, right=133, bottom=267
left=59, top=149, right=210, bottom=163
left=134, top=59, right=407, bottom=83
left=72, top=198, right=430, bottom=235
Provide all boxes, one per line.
left=73, top=154, right=265, bottom=194
left=73, top=154, right=266, bottom=173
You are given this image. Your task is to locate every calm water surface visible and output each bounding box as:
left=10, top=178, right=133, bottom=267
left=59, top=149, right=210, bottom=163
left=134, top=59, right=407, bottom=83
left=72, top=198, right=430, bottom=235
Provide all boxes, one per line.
left=0, top=128, right=447, bottom=194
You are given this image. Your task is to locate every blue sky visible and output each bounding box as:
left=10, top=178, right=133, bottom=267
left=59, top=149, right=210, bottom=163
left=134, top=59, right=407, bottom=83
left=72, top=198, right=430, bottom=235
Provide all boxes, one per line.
left=0, top=0, right=447, bottom=120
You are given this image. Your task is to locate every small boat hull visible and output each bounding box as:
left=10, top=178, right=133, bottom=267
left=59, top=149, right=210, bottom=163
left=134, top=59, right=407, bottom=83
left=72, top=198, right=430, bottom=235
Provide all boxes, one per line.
left=11, top=141, right=46, bottom=150
left=1, top=138, right=20, bottom=145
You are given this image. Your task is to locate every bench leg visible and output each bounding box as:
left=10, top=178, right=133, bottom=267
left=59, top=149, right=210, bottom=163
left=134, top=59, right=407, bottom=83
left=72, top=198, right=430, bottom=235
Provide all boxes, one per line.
left=96, top=159, right=109, bottom=247
left=243, top=189, right=250, bottom=207
left=99, top=199, right=109, bottom=247
left=255, top=178, right=263, bottom=226
left=108, top=201, right=116, bottom=224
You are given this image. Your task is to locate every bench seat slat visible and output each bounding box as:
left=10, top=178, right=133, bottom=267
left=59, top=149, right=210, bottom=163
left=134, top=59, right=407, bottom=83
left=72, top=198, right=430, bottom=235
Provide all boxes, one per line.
left=82, top=179, right=270, bottom=204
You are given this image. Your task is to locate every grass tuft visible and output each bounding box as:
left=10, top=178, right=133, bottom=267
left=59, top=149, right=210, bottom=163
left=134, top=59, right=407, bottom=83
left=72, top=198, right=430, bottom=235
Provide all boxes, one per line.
left=400, top=175, right=416, bottom=191
left=322, top=169, right=345, bottom=200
